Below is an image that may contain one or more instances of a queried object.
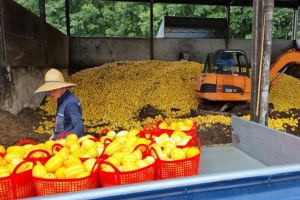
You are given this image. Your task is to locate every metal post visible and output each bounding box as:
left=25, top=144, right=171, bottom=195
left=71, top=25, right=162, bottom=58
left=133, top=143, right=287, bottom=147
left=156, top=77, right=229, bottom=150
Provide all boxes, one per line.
left=292, top=7, right=298, bottom=40
left=259, top=0, right=274, bottom=126
left=65, top=0, right=70, bottom=72
left=150, top=0, right=154, bottom=60
left=39, top=0, right=48, bottom=65
left=65, top=0, right=70, bottom=36
left=250, top=0, right=264, bottom=122
left=0, top=0, right=5, bottom=68
left=225, top=5, right=230, bottom=48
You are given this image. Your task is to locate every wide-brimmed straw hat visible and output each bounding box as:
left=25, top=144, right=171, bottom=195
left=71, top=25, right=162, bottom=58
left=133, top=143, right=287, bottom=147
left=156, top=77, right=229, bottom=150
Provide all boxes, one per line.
left=35, top=68, right=76, bottom=93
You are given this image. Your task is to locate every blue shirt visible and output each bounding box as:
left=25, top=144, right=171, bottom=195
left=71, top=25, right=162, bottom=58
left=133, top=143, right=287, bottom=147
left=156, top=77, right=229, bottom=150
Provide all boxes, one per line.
left=53, top=90, right=84, bottom=139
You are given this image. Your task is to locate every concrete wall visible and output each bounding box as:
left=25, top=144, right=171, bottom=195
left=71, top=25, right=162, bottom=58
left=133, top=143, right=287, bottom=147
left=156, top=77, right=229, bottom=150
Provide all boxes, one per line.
left=69, top=37, right=151, bottom=73
left=70, top=37, right=295, bottom=72
left=0, top=0, right=68, bottom=114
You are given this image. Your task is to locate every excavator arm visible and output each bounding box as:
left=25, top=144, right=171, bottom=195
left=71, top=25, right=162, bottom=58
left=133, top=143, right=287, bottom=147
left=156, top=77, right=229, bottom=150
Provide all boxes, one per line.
left=269, top=48, right=300, bottom=78
left=269, top=48, right=300, bottom=89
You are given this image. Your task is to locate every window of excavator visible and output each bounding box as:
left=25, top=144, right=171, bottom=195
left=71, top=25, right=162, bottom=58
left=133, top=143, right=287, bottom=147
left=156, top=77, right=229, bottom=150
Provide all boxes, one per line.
left=214, top=51, right=249, bottom=75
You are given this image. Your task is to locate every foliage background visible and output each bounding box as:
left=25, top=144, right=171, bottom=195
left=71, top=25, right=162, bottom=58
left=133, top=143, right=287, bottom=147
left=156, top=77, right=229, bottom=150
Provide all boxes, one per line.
left=14, top=0, right=296, bottom=39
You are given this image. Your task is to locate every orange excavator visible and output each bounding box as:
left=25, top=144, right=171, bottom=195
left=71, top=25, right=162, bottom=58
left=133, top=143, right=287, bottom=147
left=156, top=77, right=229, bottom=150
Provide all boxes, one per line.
left=194, top=48, right=300, bottom=102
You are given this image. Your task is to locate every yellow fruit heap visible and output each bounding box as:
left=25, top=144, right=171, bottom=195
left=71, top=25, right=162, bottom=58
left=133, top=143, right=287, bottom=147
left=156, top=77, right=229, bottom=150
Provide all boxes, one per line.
left=33, top=61, right=299, bottom=135
left=270, top=74, right=300, bottom=111
left=35, top=61, right=203, bottom=134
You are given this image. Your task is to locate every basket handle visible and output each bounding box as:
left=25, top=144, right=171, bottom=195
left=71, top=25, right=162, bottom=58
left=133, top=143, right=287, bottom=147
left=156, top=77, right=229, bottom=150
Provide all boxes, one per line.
left=89, top=137, right=99, bottom=142
left=136, top=130, right=150, bottom=140
left=25, top=149, right=52, bottom=160
left=57, top=132, right=71, bottom=139
left=177, top=137, right=201, bottom=149
left=133, top=143, right=149, bottom=155
left=148, top=140, right=155, bottom=146
left=98, top=146, right=107, bottom=158
left=52, top=143, right=64, bottom=154
left=99, top=161, right=120, bottom=172
left=149, top=146, right=160, bottom=160
left=156, top=119, right=164, bottom=124
left=17, top=139, right=36, bottom=146
left=102, top=137, right=113, bottom=145
left=191, top=137, right=201, bottom=150
left=191, top=122, right=198, bottom=130
left=11, top=160, right=33, bottom=176
left=99, top=128, right=110, bottom=138
left=91, top=159, right=99, bottom=173
left=143, top=122, right=159, bottom=130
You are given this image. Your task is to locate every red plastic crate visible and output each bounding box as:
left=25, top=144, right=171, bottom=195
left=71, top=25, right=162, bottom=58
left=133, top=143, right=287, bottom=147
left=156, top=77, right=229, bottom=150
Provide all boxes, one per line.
left=151, top=138, right=201, bottom=180
left=98, top=161, right=155, bottom=187
left=33, top=163, right=99, bottom=196
left=0, top=161, right=36, bottom=200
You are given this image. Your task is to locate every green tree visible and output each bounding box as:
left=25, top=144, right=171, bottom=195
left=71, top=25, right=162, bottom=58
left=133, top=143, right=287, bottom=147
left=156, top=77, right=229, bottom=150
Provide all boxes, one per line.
left=14, top=0, right=39, bottom=16
left=193, top=5, right=225, bottom=18
left=13, top=1, right=299, bottom=39
left=230, top=7, right=253, bottom=38
left=45, top=0, right=67, bottom=34
left=71, top=3, right=101, bottom=36
left=273, top=8, right=293, bottom=39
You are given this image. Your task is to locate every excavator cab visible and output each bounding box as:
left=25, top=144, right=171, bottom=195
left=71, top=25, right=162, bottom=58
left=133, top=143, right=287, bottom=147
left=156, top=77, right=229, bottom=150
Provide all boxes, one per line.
left=203, top=49, right=250, bottom=75
left=195, top=49, right=251, bottom=101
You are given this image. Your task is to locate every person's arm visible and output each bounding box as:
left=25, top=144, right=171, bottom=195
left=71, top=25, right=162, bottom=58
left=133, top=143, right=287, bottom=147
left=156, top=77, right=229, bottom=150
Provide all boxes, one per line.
left=65, top=102, right=84, bottom=137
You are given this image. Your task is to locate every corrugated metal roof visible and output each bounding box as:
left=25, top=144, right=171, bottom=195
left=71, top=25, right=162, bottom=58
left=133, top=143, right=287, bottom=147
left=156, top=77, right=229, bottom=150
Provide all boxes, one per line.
left=105, top=0, right=300, bottom=8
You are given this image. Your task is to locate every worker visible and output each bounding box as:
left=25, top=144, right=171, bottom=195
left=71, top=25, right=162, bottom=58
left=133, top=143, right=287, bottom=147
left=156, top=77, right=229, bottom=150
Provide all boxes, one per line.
left=35, top=68, right=84, bottom=140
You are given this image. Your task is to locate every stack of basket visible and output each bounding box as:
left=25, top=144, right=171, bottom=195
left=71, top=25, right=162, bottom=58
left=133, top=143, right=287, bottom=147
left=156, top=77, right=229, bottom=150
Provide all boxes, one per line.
left=98, top=120, right=201, bottom=186
left=0, top=120, right=201, bottom=198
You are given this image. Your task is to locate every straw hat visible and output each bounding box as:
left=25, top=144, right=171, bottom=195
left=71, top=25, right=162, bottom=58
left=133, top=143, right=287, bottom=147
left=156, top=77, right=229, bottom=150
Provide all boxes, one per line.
left=35, top=68, right=76, bottom=93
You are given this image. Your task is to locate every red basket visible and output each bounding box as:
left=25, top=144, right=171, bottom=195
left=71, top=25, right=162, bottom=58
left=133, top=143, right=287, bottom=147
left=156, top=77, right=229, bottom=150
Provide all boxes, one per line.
left=33, top=163, right=99, bottom=196
left=152, top=138, right=201, bottom=180
left=0, top=161, right=36, bottom=200
left=99, top=161, right=155, bottom=187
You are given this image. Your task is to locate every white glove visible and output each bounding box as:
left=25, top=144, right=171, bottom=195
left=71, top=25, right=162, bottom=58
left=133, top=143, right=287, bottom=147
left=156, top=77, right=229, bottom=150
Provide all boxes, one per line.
left=49, top=134, right=54, bottom=140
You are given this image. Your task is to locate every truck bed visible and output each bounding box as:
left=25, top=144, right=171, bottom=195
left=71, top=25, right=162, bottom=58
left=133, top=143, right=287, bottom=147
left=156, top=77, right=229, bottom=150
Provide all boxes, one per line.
left=27, top=116, right=300, bottom=200
left=200, top=145, right=266, bottom=175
